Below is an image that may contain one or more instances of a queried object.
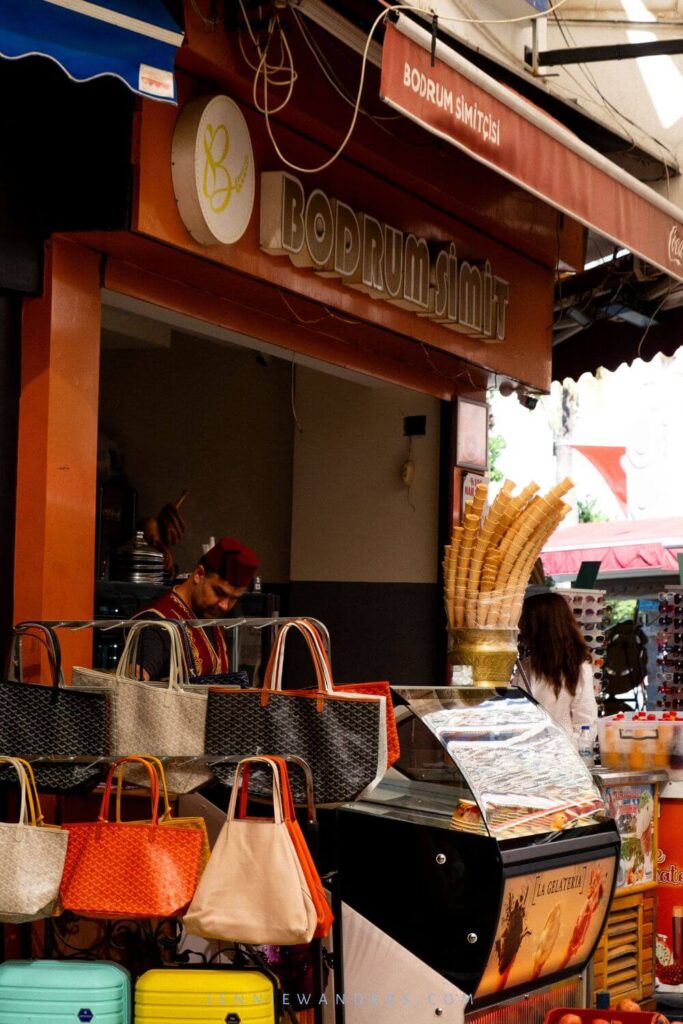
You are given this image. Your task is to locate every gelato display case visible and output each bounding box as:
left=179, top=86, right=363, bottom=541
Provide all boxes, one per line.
left=334, top=687, right=620, bottom=1016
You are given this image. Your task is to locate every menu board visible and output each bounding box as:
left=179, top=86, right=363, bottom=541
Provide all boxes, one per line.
left=604, top=784, right=654, bottom=889
left=476, top=855, right=615, bottom=999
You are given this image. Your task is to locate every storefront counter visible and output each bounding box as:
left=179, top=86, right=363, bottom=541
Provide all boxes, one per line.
left=591, top=767, right=667, bottom=1007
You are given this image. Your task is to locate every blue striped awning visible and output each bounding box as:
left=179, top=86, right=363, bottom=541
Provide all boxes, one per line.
left=0, top=0, right=184, bottom=102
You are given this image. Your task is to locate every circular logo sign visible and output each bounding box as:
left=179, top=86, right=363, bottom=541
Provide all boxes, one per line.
left=172, top=95, right=255, bottom=246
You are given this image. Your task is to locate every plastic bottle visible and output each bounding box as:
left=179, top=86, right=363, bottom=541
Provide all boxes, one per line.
left=579, top=725, right=595, bottom=768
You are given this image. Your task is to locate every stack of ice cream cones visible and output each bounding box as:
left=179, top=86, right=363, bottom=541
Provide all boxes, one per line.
left=444, top=478, right=573, bottom=631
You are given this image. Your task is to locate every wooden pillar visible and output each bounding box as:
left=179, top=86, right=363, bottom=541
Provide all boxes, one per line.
left=14, top=237, right=101, bottom=673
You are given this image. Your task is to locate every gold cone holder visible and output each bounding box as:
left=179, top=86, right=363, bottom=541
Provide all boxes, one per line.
left=448, top=627, right=519, bottom=688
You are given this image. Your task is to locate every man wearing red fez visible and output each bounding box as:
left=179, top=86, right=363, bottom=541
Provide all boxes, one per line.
left=135, top=537, right=259, bottom=679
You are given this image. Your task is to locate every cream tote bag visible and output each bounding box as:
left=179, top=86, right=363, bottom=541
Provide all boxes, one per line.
left=184, top=757, right=317, bottom=945
left=74, top=620, right=211, bottom=794
left=0, top=757, right=69, bottom=923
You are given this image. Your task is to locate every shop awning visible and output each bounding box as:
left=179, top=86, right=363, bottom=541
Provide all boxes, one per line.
left=541, top=517, right=683, bottom=580
left=380, top=17, right=683, bottom=284
left=0, top=0, right=183, bottom=102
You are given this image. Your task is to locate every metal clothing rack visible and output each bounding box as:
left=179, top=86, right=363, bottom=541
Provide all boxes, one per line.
left=4, top=617, right=343, bottom=1023
left=11, top=616, right=332, bottom=686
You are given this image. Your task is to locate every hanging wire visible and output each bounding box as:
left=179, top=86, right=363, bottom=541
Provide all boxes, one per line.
left=246, top=0, right=600, bottom=176
left=188, top=0, right=218, bottom=29
left=377, top=0, right=574, bottom=26
left=291, top=356, right=304, bottom=433
left=636, top=284, right=672, bottom=361
left=291, top=8, right=401, bottom=128
left=550, top=7, right=679, bottom=182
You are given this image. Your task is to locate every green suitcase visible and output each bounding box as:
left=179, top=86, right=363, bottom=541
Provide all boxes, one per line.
left=0, top=959, right=131, bottom=1023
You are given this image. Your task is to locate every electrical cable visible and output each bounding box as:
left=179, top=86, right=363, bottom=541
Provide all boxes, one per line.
left=257, top=4, right=395, bottom=174
left=292, top=9, right=401, bottom=128
left=238, top=0, right=298, bottom=113
left=188, top=0, right=218, bottom=29
left=238, top=29, right=297, bottom=88
left=323, top=306, right=361, bottom=325
left=551, top=9, right=638, bottom=152
left=378, top=0, right=573, bottom=26
left=278, top=289, right=329, bottom=325
left=550, top=8, right=679, bottom=178
left=440, top=0, right=525, bottom=68
left=636, top=283, right=672, bottom=360
left=260, top=0, right=573, bottom=175
left=291, top=357, right=304, bottom=433
left=253, top=17, right=299, bottom=116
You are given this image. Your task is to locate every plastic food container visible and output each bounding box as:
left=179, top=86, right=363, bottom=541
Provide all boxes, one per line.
left=544, top=1009, right=659, bottom=1024
left=598, top=712, right=683, bottom=777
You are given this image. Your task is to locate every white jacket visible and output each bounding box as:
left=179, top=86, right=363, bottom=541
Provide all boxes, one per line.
left=517, top=659, right=598, bottom=746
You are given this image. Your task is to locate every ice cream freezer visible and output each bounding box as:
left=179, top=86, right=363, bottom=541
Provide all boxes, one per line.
left=324, top=687, right=620, bottom=1024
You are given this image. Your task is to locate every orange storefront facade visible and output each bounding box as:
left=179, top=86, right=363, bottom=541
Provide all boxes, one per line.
left=11, top=4, right=584, bottom=675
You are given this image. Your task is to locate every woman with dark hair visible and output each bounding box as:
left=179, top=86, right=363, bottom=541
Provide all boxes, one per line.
left=518, top=591, right=598, bottom=745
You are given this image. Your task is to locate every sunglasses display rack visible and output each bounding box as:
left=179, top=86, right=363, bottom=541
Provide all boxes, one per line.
left=558, top=587, right=607, bottom=695
left=656, top=586, right=683, bottom=712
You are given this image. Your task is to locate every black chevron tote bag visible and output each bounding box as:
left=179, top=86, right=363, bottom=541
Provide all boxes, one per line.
left=206, top=619, right=387, bottom=806
left=0, top=622, right=108, bottom=793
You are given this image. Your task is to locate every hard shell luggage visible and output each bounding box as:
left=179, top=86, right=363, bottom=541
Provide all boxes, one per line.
left=135, top=966, right=280, bottom=1024
left=0, top=959, right=131, bottom=1024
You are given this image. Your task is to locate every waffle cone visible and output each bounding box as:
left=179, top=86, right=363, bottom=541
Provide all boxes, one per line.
left=444, top=528, right=464, bottom=626
left=448, top=477, right=573, bottom=627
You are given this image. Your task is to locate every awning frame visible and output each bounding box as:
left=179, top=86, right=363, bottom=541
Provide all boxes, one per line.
left=381, top=15, right=683, bottom=284
left=45, top=0, right=183, bottom=47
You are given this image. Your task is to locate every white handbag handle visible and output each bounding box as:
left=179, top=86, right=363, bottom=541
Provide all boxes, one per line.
left=226, top=756, right=285, bottom=825
left=264, top=619, right=334, bottom=694
left=117, top=619, right=189, bottom=689
left=0, top=757, right=31, bottom=827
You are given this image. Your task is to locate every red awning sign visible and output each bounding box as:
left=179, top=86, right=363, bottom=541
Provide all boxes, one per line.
left=380, top=18, right=683, bottom=284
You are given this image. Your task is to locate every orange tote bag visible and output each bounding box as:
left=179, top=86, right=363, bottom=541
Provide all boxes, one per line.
left=60, top=756, right=204, bottom=919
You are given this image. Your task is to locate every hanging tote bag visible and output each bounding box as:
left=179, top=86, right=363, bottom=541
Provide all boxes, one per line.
left=240, top=756, right=334, bottom=940
left=206, top=620, right=387, bottom=806
left=276, top=619, right=400, bottom=769
left=114, top=755, right=211, bottom=875
left=184, top=756, right=317, bottom=944
left=0, top=622, right=108, bottom=793
left=0, top=757, right=69, bottom=923
left=74, top=620, right=212, bottom=794
left=59, top=756, right=205, bottom=919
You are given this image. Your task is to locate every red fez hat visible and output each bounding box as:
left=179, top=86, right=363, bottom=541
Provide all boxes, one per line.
left=200, top=537, right=259, bottom=588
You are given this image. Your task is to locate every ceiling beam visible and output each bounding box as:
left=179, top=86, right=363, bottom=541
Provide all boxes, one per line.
left=526, top=37, right=683, bottom=68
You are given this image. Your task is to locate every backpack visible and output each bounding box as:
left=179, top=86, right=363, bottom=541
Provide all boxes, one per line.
left=604, top=619, right=648, bottom=696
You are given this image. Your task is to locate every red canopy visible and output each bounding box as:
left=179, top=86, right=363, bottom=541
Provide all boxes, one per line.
left=542, top=518, right=683, bottom=578
left=381, top=19, right=683, bottom=283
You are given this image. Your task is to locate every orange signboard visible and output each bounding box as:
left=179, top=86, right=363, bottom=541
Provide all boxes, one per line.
left=476, top=856, right=615, bottom=998
left=134, top=83, right=555, bottom=392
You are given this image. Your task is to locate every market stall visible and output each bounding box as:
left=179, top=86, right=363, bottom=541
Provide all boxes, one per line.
left=333, top=684, right=619, bottom=1024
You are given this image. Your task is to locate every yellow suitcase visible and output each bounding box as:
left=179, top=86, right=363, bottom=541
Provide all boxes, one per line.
left=135, top=966, right=281, bottom=1024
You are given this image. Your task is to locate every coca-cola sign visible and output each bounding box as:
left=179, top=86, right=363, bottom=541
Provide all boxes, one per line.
left=669, top=226, right=683, bottom=268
